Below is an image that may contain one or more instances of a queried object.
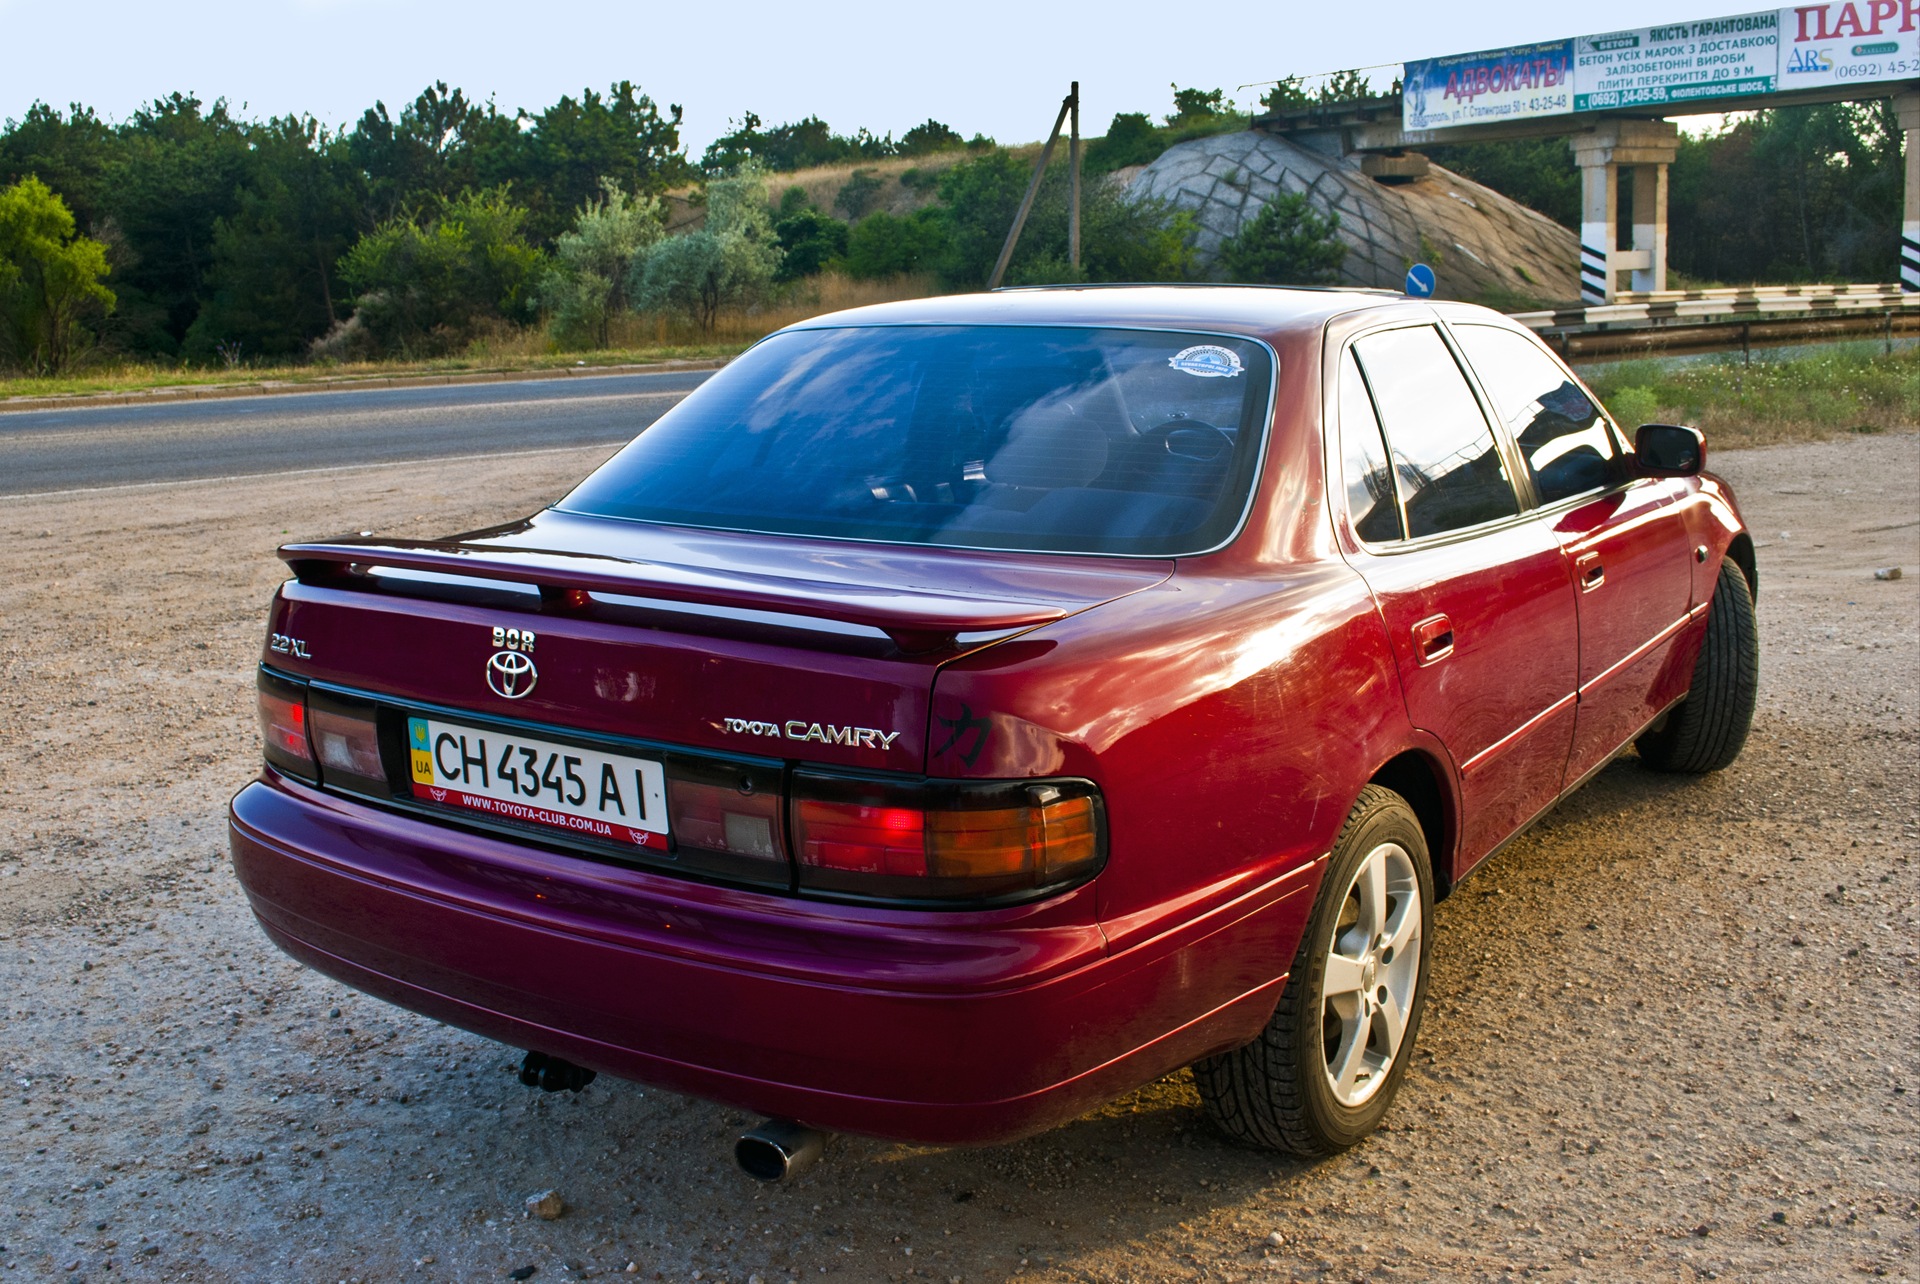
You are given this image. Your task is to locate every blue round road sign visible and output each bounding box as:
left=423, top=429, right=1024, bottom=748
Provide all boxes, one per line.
left=1404, top=263, right=1436, bottom=298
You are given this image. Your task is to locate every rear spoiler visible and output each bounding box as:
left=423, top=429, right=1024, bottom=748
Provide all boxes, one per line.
left=279, top=538, right=1067, bottom=653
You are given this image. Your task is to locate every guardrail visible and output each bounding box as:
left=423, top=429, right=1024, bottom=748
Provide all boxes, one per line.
left=1508, top=283, right=1920, bottom=361
left=1511, top=283, right=1918, bottom=331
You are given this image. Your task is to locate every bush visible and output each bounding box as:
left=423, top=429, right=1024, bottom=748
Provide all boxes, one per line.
left=834, top=169, right=886, bottom=220
left=336, top=186, right=543, bottom=357
left=897, top=119, right=965, bottom=156
left=774, top=207, right=849, bottom=280
left=0, top=175, right=115, bottom=373
left=843, top=209, right=944, bottom=279
left=1083, top=113, right=1165, bottom=175
left=538, top=180, right=665, bottom=348
left=1604, top=386, right=1662, bottom=428
left=930, top=150, right=1193, bottom=288
left=631, top=167, right=783, bottom=330
left=1217, top=192, right=1346, bottom=285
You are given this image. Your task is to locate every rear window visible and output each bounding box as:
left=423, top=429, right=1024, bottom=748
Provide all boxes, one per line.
left=558, top=325, right=1275, bottom=556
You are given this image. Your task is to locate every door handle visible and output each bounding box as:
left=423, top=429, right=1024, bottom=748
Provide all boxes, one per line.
left=1412, top=614, right=1454, bottom=666
left=1576, top=552, right=1605, bottom=592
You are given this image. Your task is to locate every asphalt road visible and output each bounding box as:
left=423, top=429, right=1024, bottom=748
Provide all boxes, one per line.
left=0, top=369, right=712, bottom=495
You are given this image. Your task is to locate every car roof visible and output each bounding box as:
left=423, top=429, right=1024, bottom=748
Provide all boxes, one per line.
left=779, top=284, right=1424, bottom=341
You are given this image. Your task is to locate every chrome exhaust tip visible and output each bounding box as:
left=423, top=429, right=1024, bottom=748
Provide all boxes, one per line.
left=734, top=1118, right=828, bottom=1182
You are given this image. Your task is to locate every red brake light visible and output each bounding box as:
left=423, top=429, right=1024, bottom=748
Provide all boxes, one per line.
left=256, top=669, right=317, bottom=782
left=792, top=776, right=1104, bottom=901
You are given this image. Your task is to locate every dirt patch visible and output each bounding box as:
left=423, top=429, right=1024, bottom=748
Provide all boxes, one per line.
left=0, top=436, right=1914, bottom=1282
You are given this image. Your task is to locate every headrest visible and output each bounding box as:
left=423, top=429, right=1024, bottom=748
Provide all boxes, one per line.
left=984, top=406, right=1109, bottom=490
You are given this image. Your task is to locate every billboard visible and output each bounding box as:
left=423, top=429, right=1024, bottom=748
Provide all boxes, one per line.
left=1403, top=41, right=1574, bottom=130
left=1776, top=2, right=1920, bottom=89
left=1575, top=11, right=1781, bottom=110
left=1400, top=3, right=1920, bottom=130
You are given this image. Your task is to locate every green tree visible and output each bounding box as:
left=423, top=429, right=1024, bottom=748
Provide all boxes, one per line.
left=929, top=150, right=1192, bottom=288
left=1422, top=136, right=1579, bottom=229
left=1217, top=192, right=1346, bottom=285
left=1669, top=102, right=1903, bottom=282
left=0, top=176, right=115, bottom=373
left=538, top=179, right=664, bottom=348
left=337, top=187, right=543, bottom=356
left=1168, top=86, right=1232, bottom=126
left=0, top=103, right=117, bottom=235
left=700, top=112, right=897, bottom=173
left=100, top=93, right=253, bottom=354
left=631, top=168, right=782, bottom=330
left=512, top=83, right=690, bottom=242
left=1083, top=112, right=1164, bottom=175
left=897, top=119, right=965, bottom=156
left=185, top=115, right=360, bottom=360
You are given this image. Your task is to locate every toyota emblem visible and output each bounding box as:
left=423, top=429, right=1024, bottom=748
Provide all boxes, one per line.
left=486, top=649, right=538, bottom=699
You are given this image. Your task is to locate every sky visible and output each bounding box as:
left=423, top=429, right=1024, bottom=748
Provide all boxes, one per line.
left=0, top=0, right=1748, bottom=150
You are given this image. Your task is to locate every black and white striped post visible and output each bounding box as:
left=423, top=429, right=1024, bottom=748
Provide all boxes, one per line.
left=1899, top=92, right=1919, bottom=294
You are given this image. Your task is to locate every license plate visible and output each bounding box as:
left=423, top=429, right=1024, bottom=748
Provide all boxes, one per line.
left=406, top=717, right=669, bottom=851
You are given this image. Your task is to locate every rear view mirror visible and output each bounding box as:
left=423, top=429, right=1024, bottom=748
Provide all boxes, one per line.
left=1634, top=423, right=1705, bottom=476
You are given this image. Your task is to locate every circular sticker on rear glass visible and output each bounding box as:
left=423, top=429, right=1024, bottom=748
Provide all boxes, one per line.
left=1168, top=344, right=1243, bottom=378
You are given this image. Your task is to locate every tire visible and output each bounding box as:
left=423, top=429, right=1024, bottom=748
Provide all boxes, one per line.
left=1636, top=558, right=1759, bottom=774
left=1194, top=785, right=1434, bottom=1156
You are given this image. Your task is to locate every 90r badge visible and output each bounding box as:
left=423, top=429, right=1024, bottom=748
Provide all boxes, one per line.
left=486, top=650, right=537, bottom=699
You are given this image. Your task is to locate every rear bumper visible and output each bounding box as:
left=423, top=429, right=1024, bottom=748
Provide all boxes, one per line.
left=228, top=773, right=1318, bottom=1145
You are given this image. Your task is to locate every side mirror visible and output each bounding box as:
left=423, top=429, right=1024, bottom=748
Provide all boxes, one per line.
left=1634, top=423, right=1705, bottom=477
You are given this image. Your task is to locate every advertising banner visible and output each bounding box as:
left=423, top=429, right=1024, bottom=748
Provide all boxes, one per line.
left=1402, top=41, right=1575, bottom=131
left=1776, top=2, right=1920, bottom=89
left=1575, top=11, right=1782, bottom=110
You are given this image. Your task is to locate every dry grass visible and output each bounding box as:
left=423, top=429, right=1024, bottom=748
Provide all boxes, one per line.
left=608, top=271, right=937, bottom=346
left=669, top=146, right=1040, bottom=229
left=0, top=273, right=939, bottom=403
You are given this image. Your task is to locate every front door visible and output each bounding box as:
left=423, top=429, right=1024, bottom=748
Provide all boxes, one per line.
left=1449, top=324, right=1695, bottom=784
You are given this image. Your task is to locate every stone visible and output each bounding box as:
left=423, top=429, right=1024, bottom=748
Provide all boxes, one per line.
left=526, top=1188, right=566, bottom=1220
left=1874, top=567, right=1902, bottom=580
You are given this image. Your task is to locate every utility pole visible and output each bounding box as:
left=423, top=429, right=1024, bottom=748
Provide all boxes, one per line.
left=987, top=85, right=1078, bottom=291
left=1069, top=82, right=1081, bottom=273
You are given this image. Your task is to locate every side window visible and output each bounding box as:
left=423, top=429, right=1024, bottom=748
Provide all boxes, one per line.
left=1352, top=326, right=1520, bottom=539
left=1339, top=350, right=1405, bottom=543
left=1453, top=324, right=1627, bottom=505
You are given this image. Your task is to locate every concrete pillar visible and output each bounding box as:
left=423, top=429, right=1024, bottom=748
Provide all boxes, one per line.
left=1630, top=161, right=1669, bottom=294
left=1570, top=119, right=1680, bottom=304
left=1898, top=91, right=1919, bottom=294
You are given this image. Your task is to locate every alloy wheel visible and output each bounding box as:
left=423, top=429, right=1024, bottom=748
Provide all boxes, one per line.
left=1319, top=841, right=1423, bottom=1107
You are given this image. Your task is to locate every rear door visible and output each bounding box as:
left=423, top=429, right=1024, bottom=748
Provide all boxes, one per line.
left=1335, top=325, right=1580, bottom=877
left=1449, top=324, right=1695, bottom=785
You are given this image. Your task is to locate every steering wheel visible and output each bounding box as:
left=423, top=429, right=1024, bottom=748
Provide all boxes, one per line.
left=1141, top=418, right=1233, bottom=462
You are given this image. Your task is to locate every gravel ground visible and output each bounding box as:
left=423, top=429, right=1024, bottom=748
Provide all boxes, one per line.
left=1, top=434, right=1914, bottom=1284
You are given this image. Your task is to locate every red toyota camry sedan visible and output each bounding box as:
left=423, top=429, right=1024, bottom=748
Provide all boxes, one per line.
left=229, top=286, right=1758, bottom=1170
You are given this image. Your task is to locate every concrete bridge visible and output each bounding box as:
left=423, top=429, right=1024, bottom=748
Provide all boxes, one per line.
left=1254, top=63, right=1918, bottom=303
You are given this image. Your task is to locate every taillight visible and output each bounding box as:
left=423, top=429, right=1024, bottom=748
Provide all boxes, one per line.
left=305, top=686, right=386, bottom=793
left=792, top=773, right=1105, bottom=902
left=256, top=668, right=317, bottom=782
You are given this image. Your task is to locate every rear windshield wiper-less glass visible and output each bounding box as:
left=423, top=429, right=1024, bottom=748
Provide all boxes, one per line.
left=558, top=325, right=1276, bottom=557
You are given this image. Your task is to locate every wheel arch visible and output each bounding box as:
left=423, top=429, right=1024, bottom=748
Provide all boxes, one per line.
left=1726, top=531, right=1758, bottom=598
left=1367, top=749, right=1456, bottom=900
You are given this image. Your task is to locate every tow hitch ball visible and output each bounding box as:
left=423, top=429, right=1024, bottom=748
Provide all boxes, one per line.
left=519, top=1050, right=597, bottom=1093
